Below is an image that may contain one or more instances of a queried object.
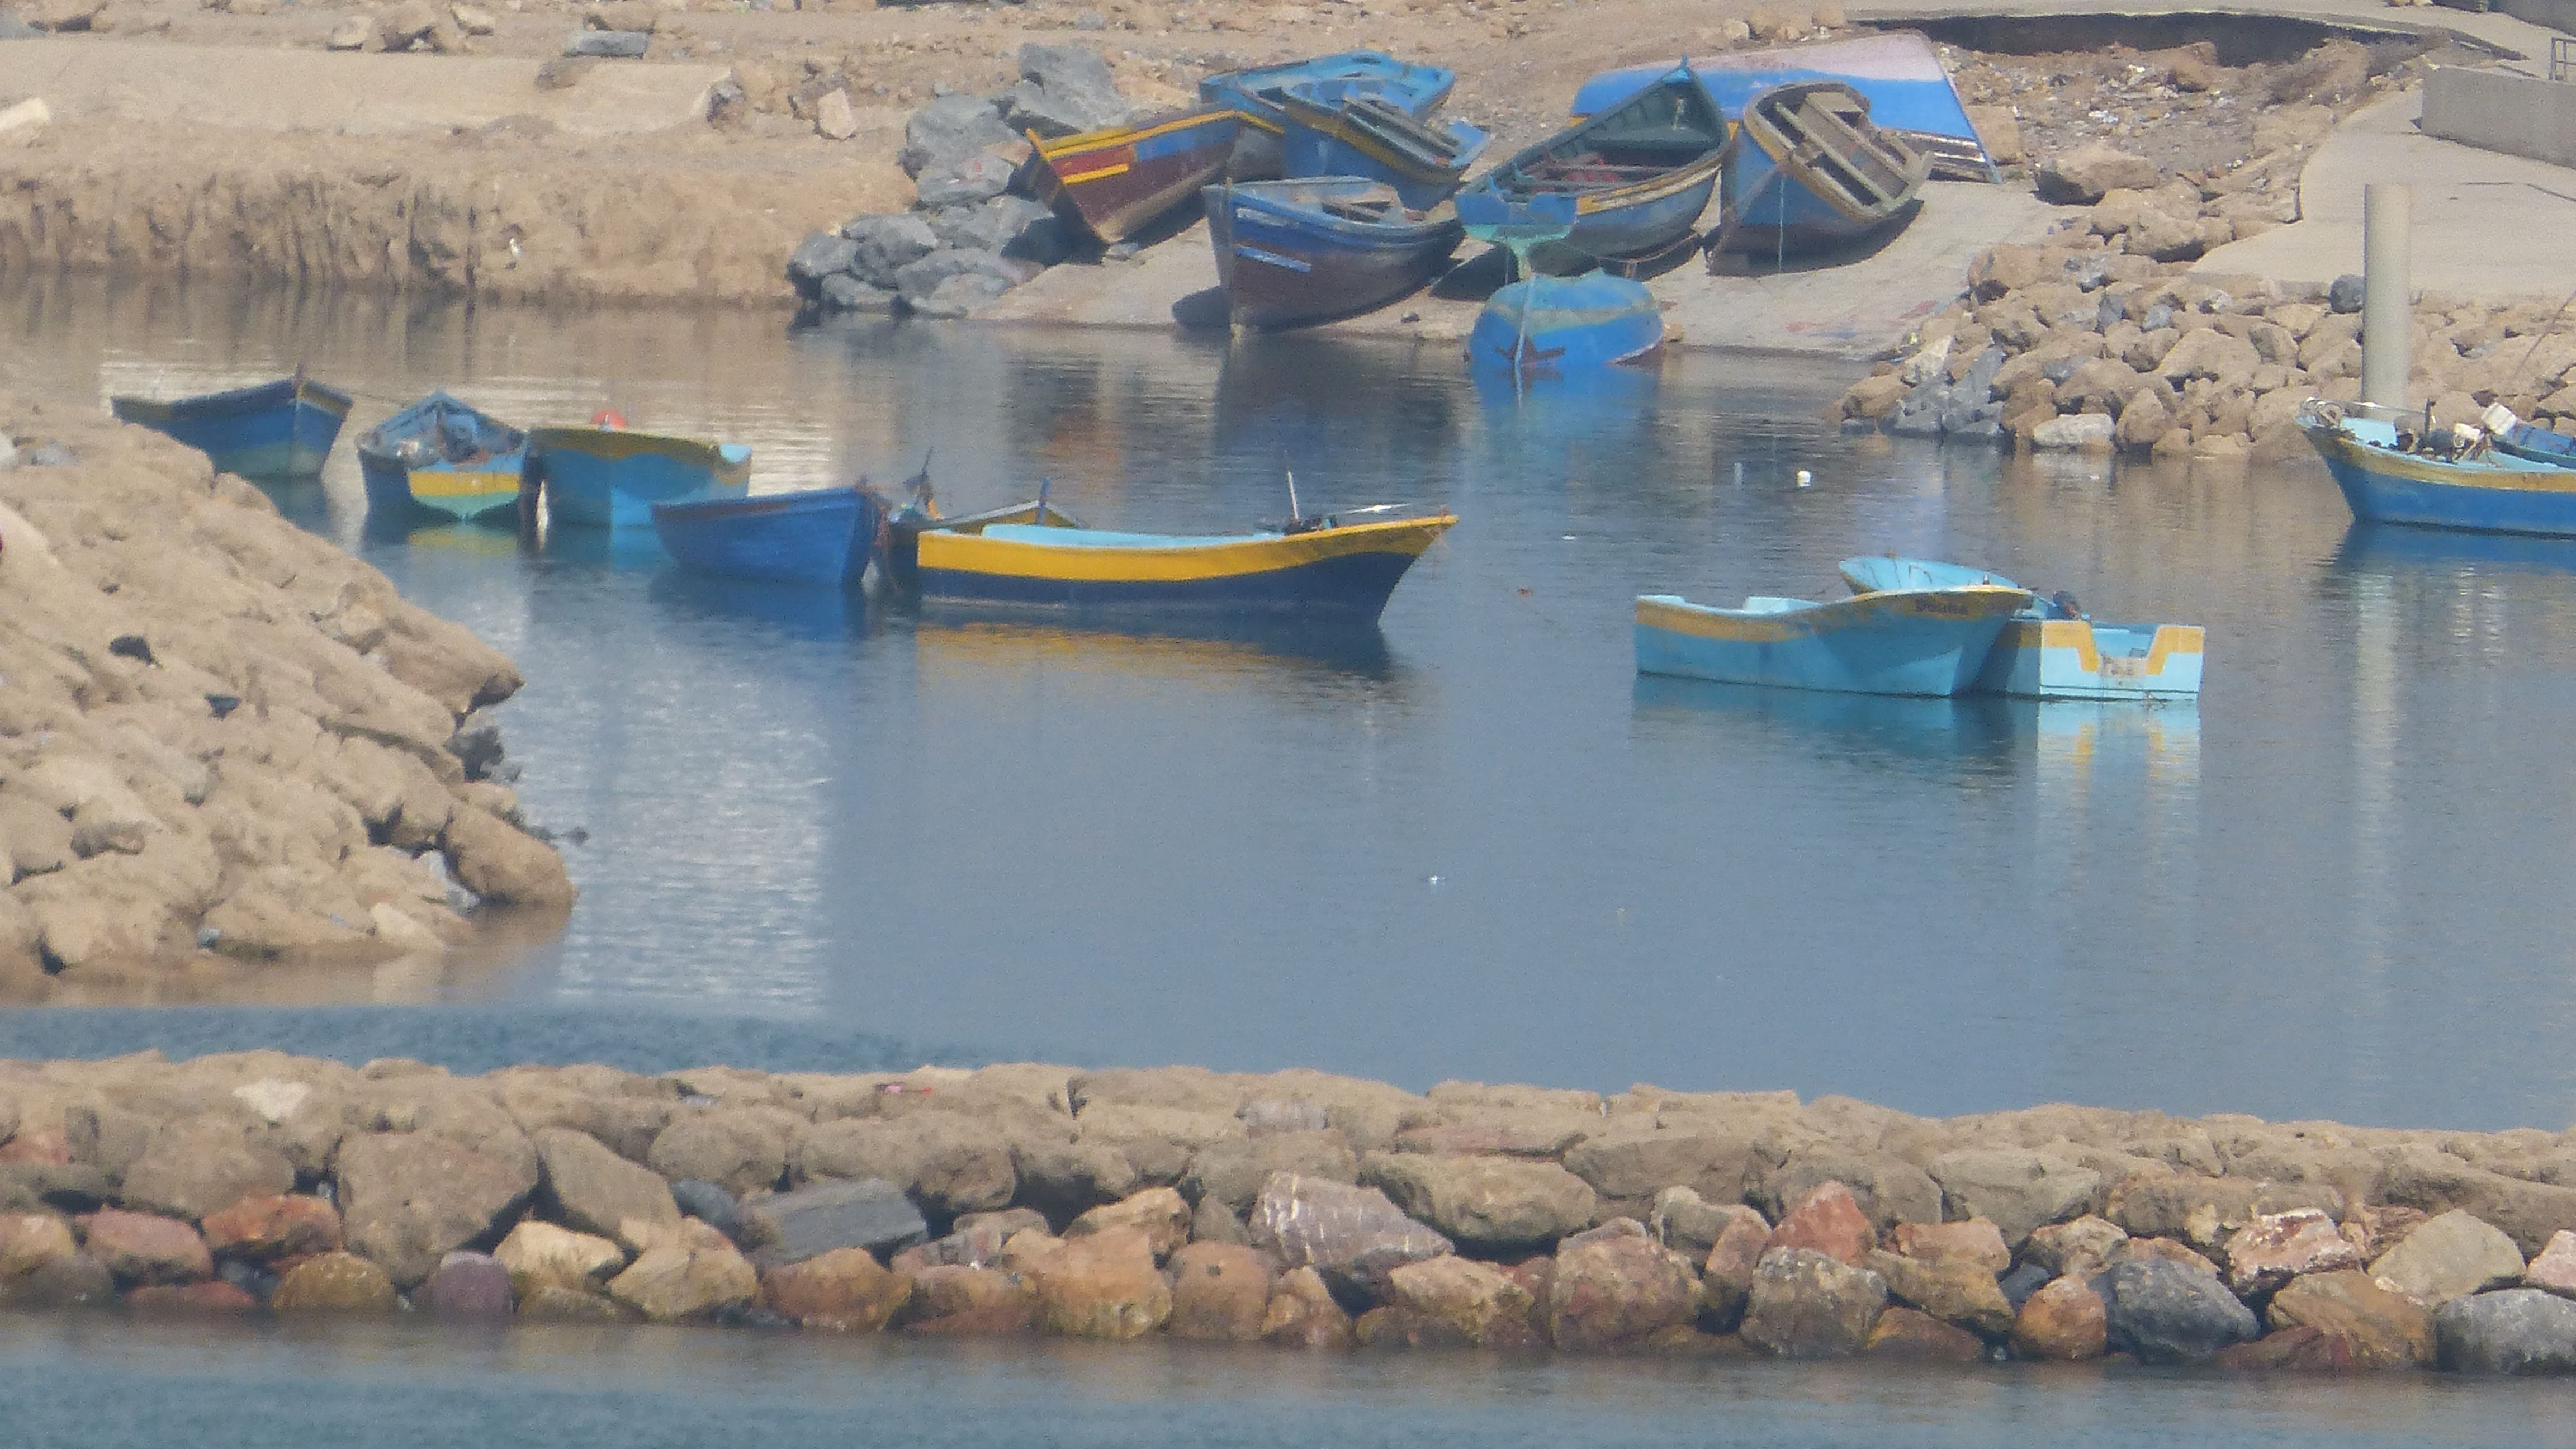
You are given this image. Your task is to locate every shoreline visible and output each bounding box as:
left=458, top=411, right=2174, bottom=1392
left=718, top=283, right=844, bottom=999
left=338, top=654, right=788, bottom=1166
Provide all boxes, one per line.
left=3, top=1053, right=2572, bottom=1373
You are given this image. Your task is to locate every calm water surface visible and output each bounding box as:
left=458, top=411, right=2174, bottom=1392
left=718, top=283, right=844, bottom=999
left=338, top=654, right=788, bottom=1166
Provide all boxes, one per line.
left=3, top=277, right=2574, bottom=1132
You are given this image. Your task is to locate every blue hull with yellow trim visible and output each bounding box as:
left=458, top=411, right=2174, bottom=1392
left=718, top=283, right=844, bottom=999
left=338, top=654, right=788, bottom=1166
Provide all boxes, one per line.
left=110, top=376, right=354, bottom=478
left=2302, top=406, right=2576, bottom=536
left=1277, top=83, right=1487, bottom=210
left=1201, top=53, right=1456, bottom=181
left=531, top=427, right=753, bottom=529
left=357, top=391, right=527, bottom=523
left=903, top=510, right=1456, bottom=619
left=1838, top=556, right=2203, bottom=700
left=1460, top=65, right=1729, bottom=272
left=1634, top=584, right=2029, bottom=697
left=651, top=485, right=883, bottom=586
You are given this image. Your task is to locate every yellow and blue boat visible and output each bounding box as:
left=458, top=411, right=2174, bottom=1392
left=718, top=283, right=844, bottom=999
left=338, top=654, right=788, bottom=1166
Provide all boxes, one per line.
left=109, top=373, right=353, bottom=478
left=1838, top=556, right=2204, bottom=700
left=1457, top=63, right=1731, bottom=273
left=1634, top=581, right=2030, bottom=697
left=1026, top=105, right=1245, bottom=245
left=528, top=425, right=752, bottom=529
left=356, top=391, right=527, bottom=524
left=883, top=496, right=1455, bottom=619
left=2299, top=399, right=2576, bottom=536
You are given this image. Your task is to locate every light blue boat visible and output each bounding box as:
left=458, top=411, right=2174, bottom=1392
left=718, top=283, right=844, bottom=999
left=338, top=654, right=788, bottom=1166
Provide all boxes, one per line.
left=110, top=374, right=353, bottom=478
left=529, top=426, right=752, bottom=529
left=1468, top=270, right=1665, bottom=373
left=1634, top=582, right=2030, bottom=697
left=1277, top=82, right=1488, bottom=210
left=1200, top=51, right=1456, bottom=181
left=1713, top=81, right=1928, bottom=258
left=2298, top=400, right=2576, bottom=537
left=356, top=391, right=527, bottom=523
left=651, top=484, right=886, bottom=586
left=1837, top=556, right=2205, bottom=700
left=1457, top=64, right=1730, bottom=272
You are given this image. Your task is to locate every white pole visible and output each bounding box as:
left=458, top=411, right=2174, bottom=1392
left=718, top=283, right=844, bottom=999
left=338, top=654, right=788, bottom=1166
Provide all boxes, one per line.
left=2362, top=184, right=2411, bottom=410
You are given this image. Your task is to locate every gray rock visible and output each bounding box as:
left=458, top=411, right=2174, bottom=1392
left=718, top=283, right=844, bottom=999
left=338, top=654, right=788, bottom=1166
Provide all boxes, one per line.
left=1927, top=1150, right=2101, bottom=1245
left=1000, top=44, right=1130, bottom=138
left=740, top=1177, right=927, bottom=1270
left=564, top=29, right=648, bottom=58
left=1740, top=1247, right=1887, bottom=1357
left=1185, top=1131, right=1359, bottom=1215
left=1363, top=1152, right=1598, bottom=1253
left=908, top=273, right=1014, bottom=320
left=0, top=1162, right=112, bottom=1214
left=915, top=153, right=1019, bottom=211
left=218, top=1259, right=280, bottom=1304
left=1887, top=395, right=1945, bottom=439
left=118, top=1116, right=296, bottom=1223
left=533, top=1127, right=679, bottom=1249
left=2040, top=353, right=2087, bottom=386
left=2436, top=1289, right=2576, bottom=1375
left=2064, top=253, right=2111, bottom=292
left=1240, top=1100, right=1333, bottom=1135
left=1947, top=414, right=2006, bottom=446
left=2370, top=1209, right=2527, bottom=1308
left=1957, top=345, right=2007, bottom=402
left=418, top=1250, right=515, bottom=1323
left=2095, top=1258, right=2257, bottom=1363
left=2096, top=291, right=2128, bottom=330
left=1999, top=1261, right=2052, bottom=1310
left=787, top=233, right=860, bottom=300
left=899, top=94, right=1018, bottom=179
left=7, top=1252, right=114, bottom=1308
left=1838, top=417, right=1879, bottom=437
left=1248, top=1171, right=1450, bottom=1300
left=2328, top=273, right=2366, bottom=314
left=669, top=1179, right=740, bottom=1240
left=337, top=1133, right=539, bottom=1289
left=819, top=276, right=901, bottom=314
left=930, top=195, right=1072, bottom=264
left=841, top=212, right=942, bottom=286
left=890, top=247, right=1024, bottom=305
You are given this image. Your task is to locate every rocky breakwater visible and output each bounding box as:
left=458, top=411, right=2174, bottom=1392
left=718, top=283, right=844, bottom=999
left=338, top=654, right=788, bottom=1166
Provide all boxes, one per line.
left=785, top=44, right=1140, bottom=320
left=11, top=1053, right=2576, bottom=1377
left=0, top=396, right=571, bottom=1000
left=1837, top=43, right=2576, bottom=461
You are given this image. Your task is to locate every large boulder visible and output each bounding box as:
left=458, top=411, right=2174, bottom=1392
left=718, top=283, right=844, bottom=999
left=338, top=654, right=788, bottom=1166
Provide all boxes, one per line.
left=0, top=1213, right=78, bottom=1279
left=534, top=1127, right=679, bottom=1252
left=2035, top=144, right=2160, bottom=205
left=795, top=1114, right=1014, bottom=1216
left=335, top=1132, right=537, bottom=1287
left=2265, top=1268, right=2433, bottom=1367
left=1701, top=1205, right=1772, bottom=1331
left=418, top=1251, right=514, bottom=1323
left=786, top=234, right=860, bottom=302
left=1864, top=1250, right=2013, bottom=1338
left=905, top=1263, right=1036, bottom=1334
left=889, top=249, right=1032, bottom=310
left=2011, top=1275, right=2106, bottom=1360
left=200, top=1194, right=341, bottom=1263
left=1028, top=1225, right=1171, bottom=1339
left=1560, top=1120, right=1755, bottom=1206
left=741, top=1177, right=927, bottom=1270
left=759, top=1246, right=912, bottom=1330
left=8, top=1253, right=115, bottom=1308
left=1549, top=1220, right=1698, bottom=1351
left=1166, top=1241, right=1276, bottom=1341
left=1001, top=44, right=1131, bottom=139
left=929, top=196, right=1075, bottom=267
left=608, top=1220, right=759, bottom=1321
left=1926, top=1149, right=2101, bottom=1244
left=271, top=1251, right=397, bottom=1311
left=1739, top=1247, right=1887, bottom=1357
left=2024, top=1216, right=2128, bottom=1278
left=1760, top=1148, right=1941, bottom=1232
left=1649, top=1188, right=1759, bottom=1261
left=2095, top=1258, right=2257, bottom=1362
left=842, top=213, right=945, bottom=288
left=1866, top=1305, right=1989, bottom=1363
left=2221, top=1208, right=2361, bottom=1296
left=2378, top=1149, right=2576, bottom=1258
left=78, top=1209, right=209, bottom=1285
left=1386, top=1253, right=1536, bottom=1346
left=2369, top=1209, right=2526, bottom=1308
left=1185, top=1131, right=1358, bottom=1214
left=1765, top=1181, right=1875, bottom=1265
left=899, top=94, right=1019, bottom=179
left=1889, top=1219, right=2010, bottom=1275
left=1248, top=1172, right=1450, bottom=1297
left=1362, top=1153, right=1596, bottom=1254
left=1068, top=1186, right=1191, bottom=1261
left=646, top=1110, right=790, bottom=1199
left=494, top=1219, right=626, bottom=1299
left=1260, top=1263, right=1355, bottom=1348
left=116, top=1117, right=296, bottom=1223
left=2435, top=1289, right=2576, bottom=1374
left=2527, top=1230, right=2576, bottom=1298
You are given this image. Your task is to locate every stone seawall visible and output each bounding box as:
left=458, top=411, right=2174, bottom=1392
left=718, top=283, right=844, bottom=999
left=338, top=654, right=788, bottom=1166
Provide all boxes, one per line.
left=0, top=395, right=572, bottom=1001
left=7, top=1051, right=2576, bottom=1374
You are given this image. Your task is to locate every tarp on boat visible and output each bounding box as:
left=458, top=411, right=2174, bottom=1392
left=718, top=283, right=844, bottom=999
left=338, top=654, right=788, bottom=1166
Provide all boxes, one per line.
left=1569, top=33, right=2000, bottom=182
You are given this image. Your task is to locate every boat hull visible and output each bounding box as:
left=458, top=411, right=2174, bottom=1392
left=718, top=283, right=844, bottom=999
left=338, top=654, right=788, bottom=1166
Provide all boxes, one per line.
left=651, top=486, right=881, bottom=586
left=110, top=377, right=353, bottom=478
left=914, top=514, right=1455, bottom=619
left=1465, top=69, right=1729, bottom=271
left=1716, top=84, right=1926, bottom=256
left=355, top=390, right=528, bottom=522
left=532, top=428, right=753, bottom=529
left=2303, top=414, right=2576, bottom=536
left=1027, top=107, right=1242, bottom=244
left=1201, top=53, right=1456, bottom=181
left=1835, top=555, right=2204, bottom=700
left=1277, top=91, right=1486, bottom=210
left=1205, top=182, right=1461, bottom=330
left=1633, top=587, right=2026, bottom=697
left=1467, top=272, right=1664, bottom=372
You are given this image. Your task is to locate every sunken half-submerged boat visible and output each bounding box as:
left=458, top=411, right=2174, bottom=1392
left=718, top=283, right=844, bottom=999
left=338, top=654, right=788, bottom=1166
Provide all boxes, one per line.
left=1201, top=51, right=1455, bottom=181
left=1838, top=556, right=2204, bottom=700
left=1712, top=80, right=1929, bottom=257
left=528, top=425, right=752, bottom=529
left=1456, top=63, right=1731, bottom=273
left=110, top=372, right=353, bottom=478
left=1278, top=83, right=1488, bottom=210
left=1204, top=179, right=1463, bottom=331
left=357, top=391, right=527, bottom=523
left=1467, top=270, right=1665, bottom=373
left=882, top=495, right=1457, bottom=619
left=651, top=484, right=888, bottom=587
left=1635, top=581, right=2031, bottom=697
left=2297, top=398, right=2576, bottom=537
left=1025, top=106, right=1244, bottom=245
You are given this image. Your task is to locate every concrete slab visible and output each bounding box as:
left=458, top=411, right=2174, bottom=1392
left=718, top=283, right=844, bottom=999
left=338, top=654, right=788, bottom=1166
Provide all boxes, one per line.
left=2194, top=89, right=2576, bottom=300
left=0, top=39, right=724, bottom=138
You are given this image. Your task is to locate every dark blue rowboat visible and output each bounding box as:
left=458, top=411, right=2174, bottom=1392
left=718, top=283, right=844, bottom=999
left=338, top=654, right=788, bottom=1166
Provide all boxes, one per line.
left=1278, top=83, right=1488, bottom=210
left=1714, top=81, right=1928, bottom=258
left=651, top=484, right=888, bottom=586
left=2495, top=419, right=2576, bottom=468
left=110, top=373, right=353, bottom=478
left=1204, top=179, right=1462, bottom=330
left=356, top=391, right=527, bottom=523
left=1457, top=64, right=1731, bottom=273
left=1200, top=51, right=1455, bottom=181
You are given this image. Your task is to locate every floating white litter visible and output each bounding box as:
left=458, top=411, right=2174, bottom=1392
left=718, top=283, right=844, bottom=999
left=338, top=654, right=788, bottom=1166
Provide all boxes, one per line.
left=1796, top=470, right=1812, bottom=488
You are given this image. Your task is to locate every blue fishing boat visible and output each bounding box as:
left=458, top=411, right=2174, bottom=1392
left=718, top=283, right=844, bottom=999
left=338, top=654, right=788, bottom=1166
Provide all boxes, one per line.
left=1027, top=106, right=1244, bottom=245
left=109, top=373, right=353, bottom=477
left=1278, top=83, right=1488, bottom=210
left=1469, top=270, right=1665, bottom=373
left=1200, top=52, right=1455, bottom=181
left=2298, top=399, right=2576, bottom=536
left=2479, top=405, right=2576, bottom=468
left=356, top=391, right=527, bottom=523
left=529, top=425, right=752, bottom=529
left=1713, top=81, right=1929, bottom=258
left=1204, top=179, right=1462, bottom=330
left=1838, top=556, right=2204, bottom=700
left=1571, top=32, right=2001, bottom=182
left=1457, top=63, right=1731, bottom=273
left=1634, top=583, right=2029, bottom=696
left=651, top=484, right=887, bottom=586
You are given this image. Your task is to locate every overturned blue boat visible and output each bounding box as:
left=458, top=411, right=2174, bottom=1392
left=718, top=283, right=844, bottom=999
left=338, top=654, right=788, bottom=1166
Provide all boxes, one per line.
left=1458, top=63, right=1730, bottom=273
left=1838, top=556, right=2204, bottom=700
left=357, top=391, right=527, bottom=523
left=1278, top=83, right=1488, bottom=210
left=530, top=425, right=753, bottom=529
left=1714, top=81, right=1929, bottom=258
left=110, top=373, right=353, bottom=478
left=1201, top=52, right=1455, bottom=181
left=651, top=484, right=887, bottom=586
left=1468, top=271, right=1665, bottom=374
left=1635, top=581, right=2030, bottom=697
left=1205, top=179, right=1462, bottom=330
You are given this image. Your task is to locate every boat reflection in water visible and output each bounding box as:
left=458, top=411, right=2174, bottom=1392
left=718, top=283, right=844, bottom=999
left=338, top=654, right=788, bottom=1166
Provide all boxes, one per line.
left=910, top=612, right=1397, bottom=684
left=646, top=570, right=871, bottom=644
left=1631, top=673, right=2021, bottom=781
left=2331, top=519, right=2576, bottom=581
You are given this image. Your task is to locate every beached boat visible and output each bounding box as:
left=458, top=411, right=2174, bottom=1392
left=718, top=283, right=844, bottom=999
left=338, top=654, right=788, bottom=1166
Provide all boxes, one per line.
left=1633, top=582, right=2030, bottom=697
left=1571, top=32, right=2002, bottom=182
left=1456, top=64, right=1731, bottom=273
left=1204, top=179, right=1462, bottom=330
left=1467, top=269, right=1665, bottom=373
left=2298, top=399, right=2576, bottom=536
left=651, top=484, right=887, bottom=586
left=1026, top=106, right=1243, bottom=245
left=529, top=426, right=752, bottom=529
left=1278, top=84, right=1488, bottom=210
left=1713, top=81, right=1929, bottom=257
left=356, top=391, right=527, bottom=523
left=1838, top=556, right=2204, bottom=700
left=109, top=373, right=353, bottom=478
left=1201, top=52, right=1455, bottom=181
left=885, top=498, right=1456, bottom=618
